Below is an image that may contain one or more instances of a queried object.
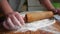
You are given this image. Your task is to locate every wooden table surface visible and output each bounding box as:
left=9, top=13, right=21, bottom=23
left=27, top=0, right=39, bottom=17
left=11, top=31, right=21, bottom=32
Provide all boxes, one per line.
left=0, top=21, right=60, bottom=34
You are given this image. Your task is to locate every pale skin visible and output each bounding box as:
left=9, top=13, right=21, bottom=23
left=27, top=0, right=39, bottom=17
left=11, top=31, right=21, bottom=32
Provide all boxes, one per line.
left=0, top=0, right=60, bottom=30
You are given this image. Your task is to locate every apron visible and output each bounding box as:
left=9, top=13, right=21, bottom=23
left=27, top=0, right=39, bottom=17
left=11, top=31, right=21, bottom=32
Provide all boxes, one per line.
left=8, top=0, right=25, bottom=11
left=28, top=0, right=47, bottom=11
left=8, top=0, right=47, bottom=11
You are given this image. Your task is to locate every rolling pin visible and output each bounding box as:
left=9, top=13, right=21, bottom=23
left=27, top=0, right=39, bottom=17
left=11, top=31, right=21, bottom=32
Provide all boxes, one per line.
left=24, top=11, right=54, bottom=23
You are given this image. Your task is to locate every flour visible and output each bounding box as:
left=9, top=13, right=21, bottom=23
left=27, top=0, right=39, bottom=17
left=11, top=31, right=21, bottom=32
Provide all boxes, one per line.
left=14, top=19, right=55, bottom=33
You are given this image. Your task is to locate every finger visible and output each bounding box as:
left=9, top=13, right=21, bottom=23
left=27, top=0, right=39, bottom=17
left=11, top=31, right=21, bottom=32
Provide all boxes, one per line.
left=3, top=21, right=10, bottom=30
left=9, top=15, right=22, bottom=26
left=7, top=17, right=15, bottom=28
left=3, top=21, right=17, bottom=30
left=14, top=12, right=25, bottom=25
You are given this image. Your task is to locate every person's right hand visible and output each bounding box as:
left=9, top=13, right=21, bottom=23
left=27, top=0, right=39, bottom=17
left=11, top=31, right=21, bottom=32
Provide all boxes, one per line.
left=3, top=12, right=25, bottom=30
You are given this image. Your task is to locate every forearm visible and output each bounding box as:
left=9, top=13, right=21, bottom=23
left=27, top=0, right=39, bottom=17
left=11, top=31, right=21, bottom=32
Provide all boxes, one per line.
left=39, top=0, right=55, bottom=10
left=1, top=0, right=13, bottom=15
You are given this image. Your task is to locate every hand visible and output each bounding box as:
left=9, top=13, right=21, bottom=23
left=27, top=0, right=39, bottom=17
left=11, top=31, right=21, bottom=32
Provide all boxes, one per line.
left=56, top=9, right=60, bottom=15
left=3, top=12, right=25, bottom=30
left=52, top=9, right=60, bottom=15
